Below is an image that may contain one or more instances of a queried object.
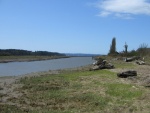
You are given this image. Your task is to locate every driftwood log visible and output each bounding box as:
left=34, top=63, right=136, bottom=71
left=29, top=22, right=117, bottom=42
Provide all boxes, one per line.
left=90, top=58, right=114, bottom=71
left=136, top=60, right=145, bottom=65
left=117, top=71, right=137, bottom=78
left=125, top=56, right=141, bottom=62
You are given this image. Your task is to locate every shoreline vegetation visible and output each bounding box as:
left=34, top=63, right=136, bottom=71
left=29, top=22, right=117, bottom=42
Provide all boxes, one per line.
left=0, top=49, right=67, bottom=63
left=0, top=56, right=150, bottom=113
left=0, top=56, right=69, bottom=63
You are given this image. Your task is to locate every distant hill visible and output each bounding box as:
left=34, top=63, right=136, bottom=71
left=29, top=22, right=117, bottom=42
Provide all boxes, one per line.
left=65, top=53, right=101, bottom=57
left=0, top=49, right=66, bottom=56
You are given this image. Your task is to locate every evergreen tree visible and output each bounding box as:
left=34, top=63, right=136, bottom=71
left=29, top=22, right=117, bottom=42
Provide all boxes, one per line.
left=109, top=37, right=116, bottom=55
left=124, top=42, right=128, bottom=54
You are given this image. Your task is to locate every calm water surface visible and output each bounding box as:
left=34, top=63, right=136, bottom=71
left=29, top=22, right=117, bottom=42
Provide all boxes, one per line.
left=0, top=57, right=94, bottom=76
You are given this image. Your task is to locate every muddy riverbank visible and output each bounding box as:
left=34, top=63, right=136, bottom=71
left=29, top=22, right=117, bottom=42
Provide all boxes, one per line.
left=0, top=56, right=69, bottom=63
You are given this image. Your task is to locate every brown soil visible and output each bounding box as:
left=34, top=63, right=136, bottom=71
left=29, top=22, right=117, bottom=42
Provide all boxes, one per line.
left=0, top=70, right=60, bottom=104
left=0, top=63, right=150, bottom=110
left=111, top=64, right=150, bottom=87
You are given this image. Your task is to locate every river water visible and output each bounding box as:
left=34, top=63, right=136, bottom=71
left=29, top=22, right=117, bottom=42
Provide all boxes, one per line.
left=0, top=57, right=94, bottom=76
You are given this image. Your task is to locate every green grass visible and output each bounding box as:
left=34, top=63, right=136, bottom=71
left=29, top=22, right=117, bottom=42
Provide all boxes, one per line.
left=2, top=64, right=149, bottom=113
left=105, top=83, right=143, bottom=99
left=113, top=61, right=136, bottom=69
left=17, top=70, right=114, bottom=112
left=0, top=104, right=24, bottom=113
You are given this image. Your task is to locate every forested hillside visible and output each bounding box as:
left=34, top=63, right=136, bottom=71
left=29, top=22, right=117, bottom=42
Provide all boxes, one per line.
left=0, top=49, right=65, bottom=56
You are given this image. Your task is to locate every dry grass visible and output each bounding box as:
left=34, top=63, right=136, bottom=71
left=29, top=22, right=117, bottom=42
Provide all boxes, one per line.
left=0, top=58, right=150, bottom=113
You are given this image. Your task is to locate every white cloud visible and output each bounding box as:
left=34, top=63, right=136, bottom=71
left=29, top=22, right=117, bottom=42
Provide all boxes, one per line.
left=115, top=13, right=134, bottom=19
left=96, top=0, right=150, bottom=19
left=98, top=11, right=111, bottom=17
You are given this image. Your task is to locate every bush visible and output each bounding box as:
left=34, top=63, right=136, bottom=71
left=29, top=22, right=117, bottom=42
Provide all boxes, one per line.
left=137, top=43, right=149, bottom=56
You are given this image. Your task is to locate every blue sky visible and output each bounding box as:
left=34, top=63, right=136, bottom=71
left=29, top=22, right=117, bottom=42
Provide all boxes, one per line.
left=0, top=0, right=150, bottom=54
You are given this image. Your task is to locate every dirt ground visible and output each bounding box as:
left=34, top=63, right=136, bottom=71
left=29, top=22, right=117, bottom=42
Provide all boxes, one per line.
left=0, top=70, right=60, bottom=104
left=0, top=63, right=150, bottom=107
left=111, top=64, right=150, bottom=87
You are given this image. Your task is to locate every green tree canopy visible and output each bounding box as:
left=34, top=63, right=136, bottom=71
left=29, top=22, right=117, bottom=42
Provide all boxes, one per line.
left=108, top=37, right=116, bottom=55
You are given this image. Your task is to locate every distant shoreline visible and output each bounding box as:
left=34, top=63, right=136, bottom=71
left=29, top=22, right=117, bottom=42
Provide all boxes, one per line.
left=0, top=56, right=70, bottom=63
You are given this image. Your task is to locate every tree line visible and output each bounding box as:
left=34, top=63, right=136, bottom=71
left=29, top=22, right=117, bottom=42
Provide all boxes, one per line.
left=108, top=37, right=150, bottom=57
left=0, top=49, right=65, bottom=56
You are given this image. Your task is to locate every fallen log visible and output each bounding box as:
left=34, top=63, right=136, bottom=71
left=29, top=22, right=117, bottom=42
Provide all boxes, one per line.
left=136, top=60, right=145, bottom=65
left=125, top=56, right=141, bottom=62
left=90, top=57, right=114, bottom=71
left=117, top=71, right=137, bottom=78
left=99, top=63, right=114, bottom=69
left=90, top=63, right=114, bottom=71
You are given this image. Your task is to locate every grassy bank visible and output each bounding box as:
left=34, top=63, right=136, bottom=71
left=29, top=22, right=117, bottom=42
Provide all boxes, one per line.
left=0, top=56, right=69, bottom=63
left=1, top=59, right=150, bottom=113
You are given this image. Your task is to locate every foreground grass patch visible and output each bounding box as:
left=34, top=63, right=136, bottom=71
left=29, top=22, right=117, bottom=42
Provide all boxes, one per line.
left=17, top=70, right=114, bottom=112
left=0, top=104, right=23, bottom=113
left=105, top=83, right=142, bottom=100
left=4, top=69, right=147, bottom=113
left=113, top=61, right=136, bottom=69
